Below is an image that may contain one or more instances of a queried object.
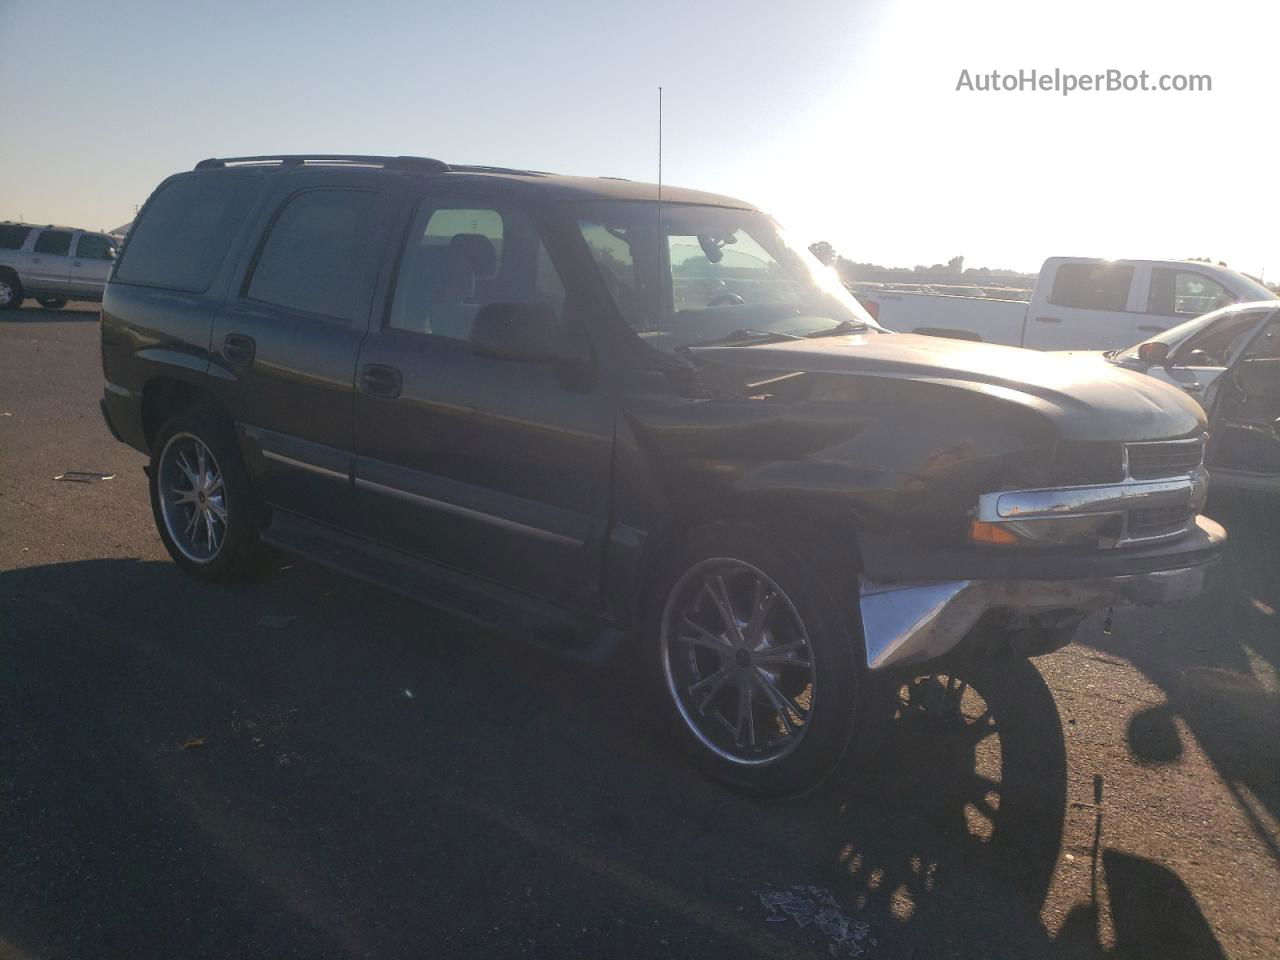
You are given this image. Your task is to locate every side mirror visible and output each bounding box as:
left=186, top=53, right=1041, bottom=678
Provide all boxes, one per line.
left=468, top=302, right=570, bottom=363
left=1138, top=341, right=1170, bottom=365
left=1236, top=357, right=1280, bottom=401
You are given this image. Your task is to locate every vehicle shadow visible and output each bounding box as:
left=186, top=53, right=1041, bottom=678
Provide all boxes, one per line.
left=0, top=305, right=98, bottom=323
left=0, top=556, right=1229, bottom=958
left=1090, top=492, right=1280, bottom=863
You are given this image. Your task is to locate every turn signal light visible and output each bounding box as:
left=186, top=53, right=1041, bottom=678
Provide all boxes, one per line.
left=969, top=520, right=1022, bottom=546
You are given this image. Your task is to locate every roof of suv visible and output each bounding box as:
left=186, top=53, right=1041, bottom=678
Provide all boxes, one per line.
left=1, top=220, right=107, bottom=234
left=190, top=155, right=758, bottom=211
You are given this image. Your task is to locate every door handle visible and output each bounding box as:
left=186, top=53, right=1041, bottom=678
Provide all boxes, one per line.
left=223, top=333, right=256, bottom=364
left=1034, top=316, right=1062, bottom=323
left=32, top=257, right=42, bottom=263
left=359, top=363, right=402, bottom=399
left=72, top=260, right=83, bottom=266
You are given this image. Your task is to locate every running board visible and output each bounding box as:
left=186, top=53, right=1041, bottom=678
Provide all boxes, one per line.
left=261, top=510, right=622, bottom=663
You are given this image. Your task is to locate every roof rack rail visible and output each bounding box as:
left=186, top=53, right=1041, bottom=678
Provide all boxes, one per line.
left=193, top=155, right=449, bottom=173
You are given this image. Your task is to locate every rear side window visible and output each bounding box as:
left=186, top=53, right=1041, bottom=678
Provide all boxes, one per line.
left=0, top=225, right=30, bottom=250
left=1047, top=262, right=1134, bottom=311
left=115, top=175, right=262, bottom=292
left=34, top=230, right=72, bottom=256
left=246, top=189, right=381, bottom=323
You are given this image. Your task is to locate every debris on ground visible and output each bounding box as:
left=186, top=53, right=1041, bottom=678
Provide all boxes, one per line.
left=755, top=885, right=873, bottom=957
left=53, top=471, right=115, bottom=482
left=181, top=737, right=206, bottom=750
left=256, top=614, right=296, bottom=628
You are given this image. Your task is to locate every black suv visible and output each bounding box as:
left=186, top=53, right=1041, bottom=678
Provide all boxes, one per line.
left=101, top=155, right=1225, bottom=794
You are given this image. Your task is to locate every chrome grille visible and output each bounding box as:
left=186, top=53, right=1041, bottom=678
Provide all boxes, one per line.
left=1125, top=438, right=1205, bottom=480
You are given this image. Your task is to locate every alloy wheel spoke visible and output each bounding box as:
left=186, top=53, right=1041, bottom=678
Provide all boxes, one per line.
left=175, top=451, right=199, bottom=487
left=704, top=575, right=744, bottom=644
left=735, top=674, right=756, bottom=748
left=184, top=505, right=201, bottom=539
left=690, top=667, right=734, bottom=712
left=679, top=616, right=732, bottom=652
left=754, top=669, right=801, bottom=734
left=754, top=640, right=811, bottom=668
left=745, top=579, right=777, bottom=647
left=204, top=510, right=219, bottom=553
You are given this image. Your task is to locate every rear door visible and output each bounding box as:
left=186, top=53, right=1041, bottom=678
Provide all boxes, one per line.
left=27, top=228, right=74, bottom=296
left=210, top=171, right=402, bottom=529
left=1024, top=260, right=1136, bottom=350
left=67, top=233, right=117, bottom=300
left=351, top=188, right=615, bottom=609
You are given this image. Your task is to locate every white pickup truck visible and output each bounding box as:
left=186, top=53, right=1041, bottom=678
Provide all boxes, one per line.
left=859, top=257, right=1276, bottom=351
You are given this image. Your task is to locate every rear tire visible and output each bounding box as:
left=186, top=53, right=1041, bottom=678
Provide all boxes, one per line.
left=149, top=408, right=263, bottom=581
left=0, top=272, right=22, bottom=310
left=646, top=522, right=865, bottom=797
left=37, top=297, right=67, bottom=309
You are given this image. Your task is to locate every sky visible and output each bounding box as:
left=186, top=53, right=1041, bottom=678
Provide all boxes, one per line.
left=1, top=0, right=1276, bottom=278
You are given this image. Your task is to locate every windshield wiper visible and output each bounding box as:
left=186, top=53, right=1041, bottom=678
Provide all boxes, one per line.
left=805, top=320, right=872, bottom=338
left=677, top=328, right=807, bottom=351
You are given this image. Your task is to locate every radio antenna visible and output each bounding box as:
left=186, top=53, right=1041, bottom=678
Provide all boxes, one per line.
left=657, top=86, right=664, bottom=335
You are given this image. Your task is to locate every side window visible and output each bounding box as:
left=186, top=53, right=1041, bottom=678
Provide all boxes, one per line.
left=115, top=174, right=262, bottom=292
left=1174, top=312, right=1264, bottom=366
left=34, top=230, right=73, bottom=256
left=1148, top=268, right=1234, bottom=317
left=578, top=220, right=646, bottom=330
left=1047, top=262, right=1134, bottom=311
left=75, top=234, right=116, bottom=261
left=247, top=189, right=381, bottom=323
left=0, top=225, right=31, bottom=250
left=388, top=201, right=565, bottom=340
left=1243, top=316, right=1280, bottom=360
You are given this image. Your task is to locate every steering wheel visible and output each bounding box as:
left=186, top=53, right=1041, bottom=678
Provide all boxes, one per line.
left=708, top=293, right=746, bottom=307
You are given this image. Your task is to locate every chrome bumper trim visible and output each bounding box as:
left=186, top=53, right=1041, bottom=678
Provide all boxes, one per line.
left=860, top=563, right=1210, bottom=671
left=979, top=474, right=1202, bottom=521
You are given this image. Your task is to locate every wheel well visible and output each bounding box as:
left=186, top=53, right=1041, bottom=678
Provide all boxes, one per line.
left=0, top=266, right=18, bottom=282
left=630, top=497, right=864, bottom=631
left=140, top=378, right=230, bottom=450
left=913, top=327, right=983, bottom=342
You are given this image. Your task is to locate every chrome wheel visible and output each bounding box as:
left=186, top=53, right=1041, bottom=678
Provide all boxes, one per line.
left=661, top=558, right=817, bottom=766
left=0, top=278, right=15, bottom=307
left=158, top=432, right=228, bottom=563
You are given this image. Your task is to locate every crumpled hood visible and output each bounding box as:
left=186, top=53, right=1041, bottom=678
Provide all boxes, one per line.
left=687, top=332, right=1205, bottom=442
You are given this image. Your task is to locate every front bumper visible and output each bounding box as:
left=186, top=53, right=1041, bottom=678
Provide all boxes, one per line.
left=860, top=515, right=1224, bottom=671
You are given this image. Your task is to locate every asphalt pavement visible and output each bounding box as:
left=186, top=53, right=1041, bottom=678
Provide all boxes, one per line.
left=2, top=304, right=1277, bottom=959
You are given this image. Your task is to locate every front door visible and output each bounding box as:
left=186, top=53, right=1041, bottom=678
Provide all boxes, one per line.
left=210, top=176, right=401, bottom=528
left=1209, top=311, right=1280, bottom=482
left=67, top=233, right=117, bottom=300
left=27, top=228, right=74, bottom=296
left=352, top=191, right=615, bottom=610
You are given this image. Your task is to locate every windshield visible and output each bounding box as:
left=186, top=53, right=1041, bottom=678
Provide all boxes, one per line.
left=574, top=201, right=883, bottom=351
left=1233, top=273, right=1277, bottom=302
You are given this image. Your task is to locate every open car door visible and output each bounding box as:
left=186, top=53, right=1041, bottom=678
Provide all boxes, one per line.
left=1207, top=308, right=1280, bottom=493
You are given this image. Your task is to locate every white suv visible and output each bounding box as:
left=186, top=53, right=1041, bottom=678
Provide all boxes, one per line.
left=0, top=221, right=119, bottom=310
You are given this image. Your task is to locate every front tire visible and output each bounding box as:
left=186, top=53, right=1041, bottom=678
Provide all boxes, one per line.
left=648, top=523, right=864, bottom=796
left=0, top=273, right=23, bottom=310
left=149, top=409, right=262, bottom=581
